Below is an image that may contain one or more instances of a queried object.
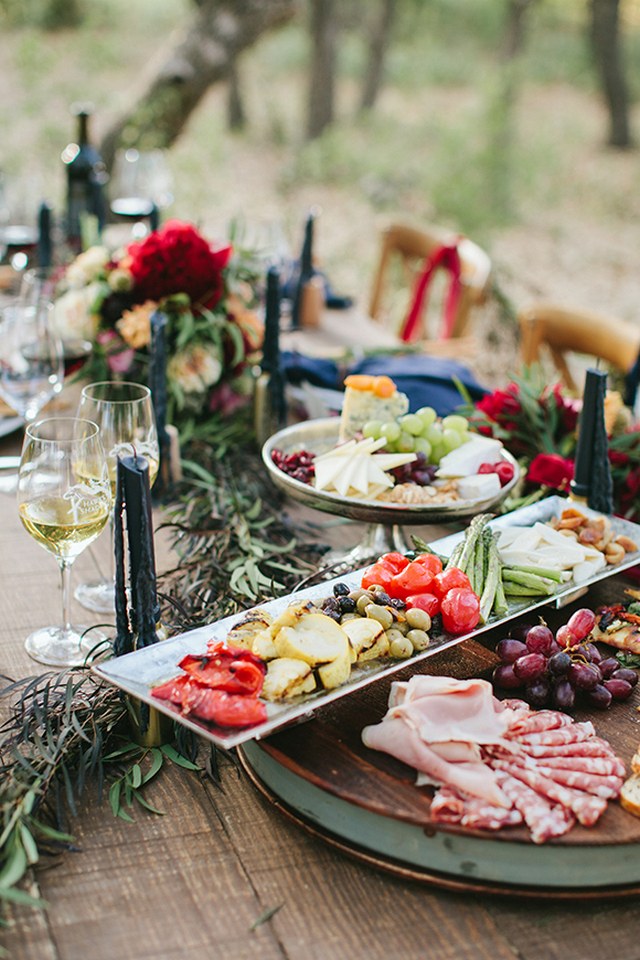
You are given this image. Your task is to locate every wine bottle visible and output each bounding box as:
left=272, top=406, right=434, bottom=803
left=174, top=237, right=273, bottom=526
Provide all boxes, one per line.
left=254, top=266, right=287, bottom=444
left=290, top=211, right=315, bottom=330
left=62, top=103, right=107, bottom=250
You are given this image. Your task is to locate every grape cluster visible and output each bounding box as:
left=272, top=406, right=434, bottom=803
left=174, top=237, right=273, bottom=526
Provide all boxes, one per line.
left=271, top=448, right=315, bottom=484
left=362, top=408, right=470, bottom=465
left=390, top=451, right=438, bottom=487
left=492, top=608, right=639, bottom=711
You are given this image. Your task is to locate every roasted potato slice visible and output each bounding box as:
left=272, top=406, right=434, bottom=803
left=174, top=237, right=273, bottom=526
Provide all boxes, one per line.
left=342, top=618, right=384, bottom=658
left=357, top=633, right=391, bottom=662
left=251, top=629, right=278, bottom=660
left=317, top=647, right=352, bottom=689
left=274, top=612, right=350, bottom=666
left=226, top=608, right=273, bottom=650
left=262, top=657, right=316, bottom=701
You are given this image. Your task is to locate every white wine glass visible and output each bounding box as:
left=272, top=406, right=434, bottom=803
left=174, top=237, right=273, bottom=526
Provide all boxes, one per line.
left=0, top=300, right=64, bottom=423
left=19, top=267, right=93, bottom=376
left=18, top=417, right=112, bottom=666
left=75, top=381, right=159, bottom=613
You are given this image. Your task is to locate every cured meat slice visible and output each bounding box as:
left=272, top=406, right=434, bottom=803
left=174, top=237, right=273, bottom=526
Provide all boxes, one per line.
left=517, top=721, right=596, bottom=746
left=498, top=698, right=530, bottom=712
left=495, top=771, right=574, bottom=844
left=506, top=710, right=573, bottom=738
left=535, top=756, right=626, bottom=778
left=429, top=787, right=464, bottom=824
left=362, top=716, right=510, bottom=807
left=520, top=739, right=617, bottom=759
left=430, top=786, right=523, bottom=830
left=536, top=766, right=623, bottom=799
left=493, top=760, right=607, bottom=826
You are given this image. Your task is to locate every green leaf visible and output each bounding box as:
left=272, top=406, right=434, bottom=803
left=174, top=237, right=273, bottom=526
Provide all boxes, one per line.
left=142, top=748, right=164, bottom=785
left=116, top=806, right=135, bottom=823
left=109, top=780, right=122, bottom=818
left=20, top=825, right=39, bottom=866
left=249, top=903, right=283, bottom=931
left=160, top=744, right=200, bottom=770
left=130, top=764, right=142, bottom=789
left=0, top=885, right=46, bottom=908
left=0, top=846, right=28, bottom=891
left=132, top=793, right=165, bottom=816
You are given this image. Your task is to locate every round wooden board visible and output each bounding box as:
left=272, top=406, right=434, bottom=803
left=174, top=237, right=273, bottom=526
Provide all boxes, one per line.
left=240, top=574, right=640, bottom=897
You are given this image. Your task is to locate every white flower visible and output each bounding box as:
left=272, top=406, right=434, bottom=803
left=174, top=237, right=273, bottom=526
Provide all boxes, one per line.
left=65, top=246, right=110, bottom=288
left=168, top=344, right=223, bottom=395
left=53, top=284, right=101, bottom=340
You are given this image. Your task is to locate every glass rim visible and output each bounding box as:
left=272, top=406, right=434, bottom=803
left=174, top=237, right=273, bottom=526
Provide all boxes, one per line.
left=80, top=381, right=152, bottom=404
left=26, top=416, right=101, bottom=443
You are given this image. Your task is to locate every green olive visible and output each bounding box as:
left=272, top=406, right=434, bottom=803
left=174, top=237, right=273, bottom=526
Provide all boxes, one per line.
left=349, top=588, right=368, bottom=602
left=405, top=608, right=432, bottom=632
left=357, top=594, right=374, bottom=615
left=385, top=628, right=406, bottom=645
left=407, top=628, right=430, bottom=651
left=390, top=636, right=414, bottom=659
left=340, top=612, right=360, bottom=624
left=364, top=603, right=394, bottom=630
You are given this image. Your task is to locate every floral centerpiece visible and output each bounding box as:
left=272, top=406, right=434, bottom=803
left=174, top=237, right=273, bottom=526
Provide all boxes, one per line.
left=469, top=370, right=640, bottom=520
left=54, top=220, right=264, bottom=440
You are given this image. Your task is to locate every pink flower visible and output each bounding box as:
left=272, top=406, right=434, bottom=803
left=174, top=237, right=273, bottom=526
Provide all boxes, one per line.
left=97, top=330, right=135, bottom=374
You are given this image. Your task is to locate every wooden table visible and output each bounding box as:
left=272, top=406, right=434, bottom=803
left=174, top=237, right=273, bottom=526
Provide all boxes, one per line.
left=2, top=416, right=640, bottom=960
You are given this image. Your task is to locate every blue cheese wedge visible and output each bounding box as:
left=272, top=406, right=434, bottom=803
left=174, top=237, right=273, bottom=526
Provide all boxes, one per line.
left=339, top=376, right=409, bottom=442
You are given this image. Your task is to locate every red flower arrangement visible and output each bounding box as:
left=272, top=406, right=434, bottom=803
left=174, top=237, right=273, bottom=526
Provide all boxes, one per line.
left=470, top=371, right=640, bottom=520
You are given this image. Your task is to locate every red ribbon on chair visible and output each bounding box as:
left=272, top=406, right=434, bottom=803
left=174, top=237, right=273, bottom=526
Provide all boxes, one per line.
left=399, top=240, right=462, bottom=343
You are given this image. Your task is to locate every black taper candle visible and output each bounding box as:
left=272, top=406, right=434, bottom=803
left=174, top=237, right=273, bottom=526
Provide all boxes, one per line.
left=113, top=457, right=133, bottom=657
left=262, top=265, right=281, bottom=375
left=570, top=368, right=607, bottom=501
left=587, top=373, right=614, bottom=514
left=119, top=453, right=161, bottom=647
left=290, top=212, right=314, bottom=330
left=149, top=309, right=171, bottom=494
left=37, top=202, right=52, bottom=268
left=149, top=203, right=160, bottom=233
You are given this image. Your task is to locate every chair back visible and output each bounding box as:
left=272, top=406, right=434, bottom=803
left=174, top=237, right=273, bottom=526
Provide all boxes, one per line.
left=518, top=303, right=640, bottom=394
left=368, top=223, right=491, bottom=340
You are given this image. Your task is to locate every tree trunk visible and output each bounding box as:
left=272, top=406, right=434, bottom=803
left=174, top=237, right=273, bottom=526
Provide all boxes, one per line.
left=99, top=0, right=296, bottom=172
left=359, top=0, right=395, bottom=112
left=227, top=59, right=247, bottom=131
left=306, top=0, right=338, bottom=140
left=501, top=0, right=537, bottom=60
left=589, top=0, right=632, bottom=148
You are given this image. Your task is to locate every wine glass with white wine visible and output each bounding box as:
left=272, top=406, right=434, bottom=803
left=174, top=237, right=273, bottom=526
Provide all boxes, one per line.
left=18, top=417, right=112, bottom=666
left=75, top=381, right=159, bottom=613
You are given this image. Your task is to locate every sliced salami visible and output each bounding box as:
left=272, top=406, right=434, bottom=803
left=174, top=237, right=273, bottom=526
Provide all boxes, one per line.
left=493, top=760, right=607, bottom=826
left=534, top=755, right=626, bottom=778
left=460, top=797, right=523, bottom=831
left=507, top=710, right=573, bottom=738
left=517, top=721, right=596, bottom=747
left=520, top=739, right=617, bottom=760
left=495, top=770, right=574, bottom=844
left=536, top=766, right=623, bottom=800
left=430, top=787, right=464, bottom=824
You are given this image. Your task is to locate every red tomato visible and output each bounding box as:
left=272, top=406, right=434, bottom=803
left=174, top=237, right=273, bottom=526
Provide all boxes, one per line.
left=431, top=567, right=472, bottom=600
left=361, top=561, right=394, bottom=591
left=440, top=588, right=481, bottom=635
left=405, top=592, right=440, bottom=617
left=389, top=560, right=437, bottom=600
left=411, top=553, right=443, bottom=577
left=378, top=552, right=410, bottom=574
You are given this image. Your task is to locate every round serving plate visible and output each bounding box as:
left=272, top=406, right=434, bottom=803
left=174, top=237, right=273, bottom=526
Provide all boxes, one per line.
left=262, top=418, right=519, bottom=526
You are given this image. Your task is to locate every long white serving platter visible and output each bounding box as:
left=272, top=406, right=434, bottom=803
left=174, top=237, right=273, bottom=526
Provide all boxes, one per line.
left=93, top=496, right=640, bottom=750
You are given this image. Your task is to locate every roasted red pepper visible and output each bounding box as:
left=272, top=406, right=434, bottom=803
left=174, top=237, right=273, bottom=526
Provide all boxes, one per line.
left=178, top=652, right=265, bottom=695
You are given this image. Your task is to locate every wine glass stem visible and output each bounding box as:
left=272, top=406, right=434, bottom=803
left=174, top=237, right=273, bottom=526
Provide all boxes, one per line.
left=59, top=558, right=74, bottom=635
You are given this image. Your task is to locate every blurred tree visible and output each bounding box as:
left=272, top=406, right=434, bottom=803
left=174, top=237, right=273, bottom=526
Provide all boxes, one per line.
left=306, top=0, right=338, bottom=139
left=99, top=0, right=296, bottom=172
left=589, top=0, right=632, bottom=147
left=359, top=0, right=396, bottom=112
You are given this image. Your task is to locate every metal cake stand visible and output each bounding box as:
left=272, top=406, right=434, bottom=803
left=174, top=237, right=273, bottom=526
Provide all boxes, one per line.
left=262, top=418, right=519, bottom=568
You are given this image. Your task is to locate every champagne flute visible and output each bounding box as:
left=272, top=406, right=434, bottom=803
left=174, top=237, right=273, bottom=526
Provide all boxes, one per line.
left=0, top=300, right=64, bottom=423
left=75, top=381, right=159, bottom=613
left=18, top=417, right=112, bottom=666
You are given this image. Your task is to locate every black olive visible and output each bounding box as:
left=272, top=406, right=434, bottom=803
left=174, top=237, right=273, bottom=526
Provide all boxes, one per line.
left=338, top=596, right=356, bottom=613
left=333, top=582, right=350, bottom=597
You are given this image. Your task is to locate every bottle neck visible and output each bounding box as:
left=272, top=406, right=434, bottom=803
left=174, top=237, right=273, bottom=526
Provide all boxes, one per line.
left=76, top=111, right=89, bottom=145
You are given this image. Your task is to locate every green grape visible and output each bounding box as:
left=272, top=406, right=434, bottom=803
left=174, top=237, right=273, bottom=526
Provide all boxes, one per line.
left=362, top=419, right=383, bottom=439
left=430, top=442, right=445, bottom=465
left=400, top=413, right=424, bottom=437
left=397, top=431, right=415, bottom=453
left=442, top=428, right=464, bottom=452
left=442, top=414, right=469, bottom=434
left=413, top=436, right=432, bottom=458
left=380, top=421, right=401, bottom=443
left=416, top=406, right=437, bottom=429
left=425, top=423, right=443, bottom=446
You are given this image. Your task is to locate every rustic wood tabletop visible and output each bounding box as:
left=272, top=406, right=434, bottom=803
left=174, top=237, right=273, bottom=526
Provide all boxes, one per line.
left=2, top=410, right=640, bottom=960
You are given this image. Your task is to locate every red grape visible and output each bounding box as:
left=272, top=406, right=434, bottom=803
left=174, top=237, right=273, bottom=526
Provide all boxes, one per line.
left=548, top=651, right=572, bottom=676
left=513, top=652, right=547, bottom=682
left=599, top=657, right=620, bottom=679
left=603, top=677, right=634, bottom=701
left=553, top=679, right=576, bottom=711
left=567, top=662, right=601, bottom=691
left=526, top=678, right=551, bottom=708
left=555, top=624, right=578, bottom=648
left=492, top=664, right=523, bottom=690
left=525, top=623, right=554, bottom=655
left=585, top=684, right=613, bottom=709
left=510, top=622, right=534, bottom=643
left=610, top=667, right=638, bottom=687
left=566, top=608, right=596, bottom=642
left=582, top=642, right=602, bottom=665
left=496, top=638, right=528, bottom=664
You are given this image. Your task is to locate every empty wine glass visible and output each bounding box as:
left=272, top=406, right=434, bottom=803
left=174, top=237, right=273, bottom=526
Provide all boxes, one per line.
left=18, top=417, right=112, bottom=666
left=20, top=267, right=93, bottom=376
left=75, top=381, right=159, bottom=613
left=0, top=300, right=64, bottom=423
left=109, top=148, right=173, bottom=239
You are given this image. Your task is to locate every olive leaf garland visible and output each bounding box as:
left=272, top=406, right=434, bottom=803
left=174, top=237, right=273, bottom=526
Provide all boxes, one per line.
left=0, top=432, right=331, bottom=913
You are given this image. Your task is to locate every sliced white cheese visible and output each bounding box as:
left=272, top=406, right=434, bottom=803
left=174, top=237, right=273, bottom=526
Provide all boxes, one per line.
left=456, top=472, right=501, bottom=500
left=436, top=436, right=504, bottom=478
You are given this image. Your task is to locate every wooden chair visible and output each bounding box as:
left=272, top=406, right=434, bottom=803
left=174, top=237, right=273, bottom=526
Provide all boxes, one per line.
left=518, top=303, right=640, bottom=396
left=368, top=222, right=492, bottom=344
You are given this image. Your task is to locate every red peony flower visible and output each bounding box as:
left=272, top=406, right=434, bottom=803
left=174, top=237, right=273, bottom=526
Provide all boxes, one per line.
left=527, top=453, right=574, bottom=490
left=126, top=220, right=232, bottom=309
left=475, top=384, right=522, bottom=431
left=550, top=383, right=580, bottom=434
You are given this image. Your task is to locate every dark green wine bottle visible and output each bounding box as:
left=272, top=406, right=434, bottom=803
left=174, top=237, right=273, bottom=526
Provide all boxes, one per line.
left=62, top=103, right=107, bottom=250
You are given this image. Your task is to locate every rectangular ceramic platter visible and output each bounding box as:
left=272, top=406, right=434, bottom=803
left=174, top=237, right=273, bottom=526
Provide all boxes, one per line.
left=93, top=496, right=640, bottom=750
